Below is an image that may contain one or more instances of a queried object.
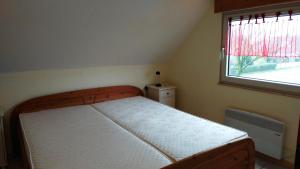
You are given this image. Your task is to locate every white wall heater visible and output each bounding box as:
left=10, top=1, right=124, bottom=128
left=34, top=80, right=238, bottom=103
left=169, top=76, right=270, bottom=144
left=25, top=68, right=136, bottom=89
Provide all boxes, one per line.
left=225, top=108, right=285, bottom=160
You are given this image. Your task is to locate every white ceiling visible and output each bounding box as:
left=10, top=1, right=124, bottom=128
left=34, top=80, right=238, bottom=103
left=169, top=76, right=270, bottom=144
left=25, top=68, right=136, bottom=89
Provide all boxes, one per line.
left=0, top=0, right=210, bottom=73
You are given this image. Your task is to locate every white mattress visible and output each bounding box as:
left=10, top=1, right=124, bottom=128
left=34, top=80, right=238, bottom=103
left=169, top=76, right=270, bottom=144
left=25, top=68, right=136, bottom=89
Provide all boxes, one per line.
left=93, top=96, right=248, bottom=161
left=19, top=105, right=172, bottom=169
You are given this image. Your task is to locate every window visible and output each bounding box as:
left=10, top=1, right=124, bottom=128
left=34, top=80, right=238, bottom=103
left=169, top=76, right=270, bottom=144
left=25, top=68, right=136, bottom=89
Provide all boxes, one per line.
left=220, top=5, right=300, bottom=96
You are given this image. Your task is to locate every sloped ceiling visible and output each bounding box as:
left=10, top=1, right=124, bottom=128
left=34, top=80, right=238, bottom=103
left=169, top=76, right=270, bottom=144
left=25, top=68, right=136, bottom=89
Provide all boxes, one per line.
left=0, top=0, right=210, bottom=73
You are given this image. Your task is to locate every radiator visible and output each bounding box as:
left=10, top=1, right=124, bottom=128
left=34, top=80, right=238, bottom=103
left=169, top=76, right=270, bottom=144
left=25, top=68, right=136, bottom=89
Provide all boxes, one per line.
left=224, top=108, right=285, bottom=160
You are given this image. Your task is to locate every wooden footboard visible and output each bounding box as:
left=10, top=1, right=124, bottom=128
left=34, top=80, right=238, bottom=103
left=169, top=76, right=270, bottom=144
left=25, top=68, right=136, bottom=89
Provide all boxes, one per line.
left=162, top=138, right=255, bottom=169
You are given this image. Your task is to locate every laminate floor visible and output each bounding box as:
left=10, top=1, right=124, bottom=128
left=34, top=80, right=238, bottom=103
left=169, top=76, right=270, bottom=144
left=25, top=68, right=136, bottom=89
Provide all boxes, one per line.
left=255, top=157, right=289, bottom=169
left=7, top=157, right=290, bottom=169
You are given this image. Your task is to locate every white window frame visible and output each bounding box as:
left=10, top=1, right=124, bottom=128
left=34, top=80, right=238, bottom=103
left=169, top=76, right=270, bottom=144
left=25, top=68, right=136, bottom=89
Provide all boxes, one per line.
left=219, top=3, right=300, bottom=97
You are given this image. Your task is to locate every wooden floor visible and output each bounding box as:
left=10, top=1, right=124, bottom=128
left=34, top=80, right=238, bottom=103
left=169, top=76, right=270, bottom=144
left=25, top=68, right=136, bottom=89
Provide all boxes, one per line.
left=255, top=157, right=289, bottom=169
left=7, top=157, right=290, bottom=169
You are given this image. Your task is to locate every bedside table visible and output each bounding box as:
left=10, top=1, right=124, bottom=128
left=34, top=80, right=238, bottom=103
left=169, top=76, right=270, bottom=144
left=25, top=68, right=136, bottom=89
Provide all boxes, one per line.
left=0, top=108, right=7, bottom=169
left=146, top=85, right=176, bottom=108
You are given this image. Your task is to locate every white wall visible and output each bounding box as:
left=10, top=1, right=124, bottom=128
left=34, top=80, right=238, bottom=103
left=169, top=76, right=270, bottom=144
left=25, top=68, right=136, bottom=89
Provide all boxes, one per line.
left=0, top=0, right=209, bottom=73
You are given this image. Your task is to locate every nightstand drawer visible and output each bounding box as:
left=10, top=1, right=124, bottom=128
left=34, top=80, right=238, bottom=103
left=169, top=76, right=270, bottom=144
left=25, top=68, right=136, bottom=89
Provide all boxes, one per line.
left=160, top=97, right=175, bottom=108
left=159, top=89, right=175, bottom=98
left=146, top=84, right=176, bottom=108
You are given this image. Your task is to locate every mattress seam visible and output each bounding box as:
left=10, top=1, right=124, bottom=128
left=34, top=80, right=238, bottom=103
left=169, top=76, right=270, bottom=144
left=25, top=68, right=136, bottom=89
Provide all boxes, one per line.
left=89, top=105, right=177, bottom=163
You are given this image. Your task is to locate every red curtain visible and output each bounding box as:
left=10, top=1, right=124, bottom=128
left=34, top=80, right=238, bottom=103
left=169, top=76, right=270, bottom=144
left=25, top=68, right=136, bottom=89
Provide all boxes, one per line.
left=226, top=12, right=300, bottom=58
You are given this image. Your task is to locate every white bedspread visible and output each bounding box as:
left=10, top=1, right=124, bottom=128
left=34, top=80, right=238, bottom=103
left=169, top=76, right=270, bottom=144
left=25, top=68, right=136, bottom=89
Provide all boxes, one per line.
left=19, top=105, right=172, bottom=169
left=93, top=96, right=248, bottom=161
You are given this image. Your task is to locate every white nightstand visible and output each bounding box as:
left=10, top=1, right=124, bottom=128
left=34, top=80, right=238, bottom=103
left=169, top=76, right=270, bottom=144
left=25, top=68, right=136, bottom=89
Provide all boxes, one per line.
left=146, top=85, right=176, bottom=108
left=0, top=108, right=7, bottom=169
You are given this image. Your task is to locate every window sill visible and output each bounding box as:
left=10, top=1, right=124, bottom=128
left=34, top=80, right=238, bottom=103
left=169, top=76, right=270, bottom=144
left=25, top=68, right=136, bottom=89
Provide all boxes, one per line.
left=218, top=80, right=300, bottom=99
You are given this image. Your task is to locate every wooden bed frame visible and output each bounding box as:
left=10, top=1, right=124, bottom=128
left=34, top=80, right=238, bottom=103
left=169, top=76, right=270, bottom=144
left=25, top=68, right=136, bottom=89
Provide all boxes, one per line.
left=10, top=85, right=255, bottom=169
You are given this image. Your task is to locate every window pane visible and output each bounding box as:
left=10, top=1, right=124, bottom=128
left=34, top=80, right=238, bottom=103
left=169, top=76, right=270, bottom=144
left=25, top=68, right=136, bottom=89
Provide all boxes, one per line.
left=226, top=14, right=300, bottom=86
left=228, top=56, right=300, bottom=85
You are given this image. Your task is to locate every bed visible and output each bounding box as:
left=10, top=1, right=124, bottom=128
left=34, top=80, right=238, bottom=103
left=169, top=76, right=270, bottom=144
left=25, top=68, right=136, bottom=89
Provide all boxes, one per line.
left=11, top=85, right=255, bottom=169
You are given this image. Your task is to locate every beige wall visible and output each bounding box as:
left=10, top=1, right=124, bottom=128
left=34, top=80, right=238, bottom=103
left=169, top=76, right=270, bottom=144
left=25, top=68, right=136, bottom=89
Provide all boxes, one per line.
left=0, top=64, right=165, bottom=153
left=165, top=2, right=300, bottom=164
left=0, top=64, right=165, bottom=110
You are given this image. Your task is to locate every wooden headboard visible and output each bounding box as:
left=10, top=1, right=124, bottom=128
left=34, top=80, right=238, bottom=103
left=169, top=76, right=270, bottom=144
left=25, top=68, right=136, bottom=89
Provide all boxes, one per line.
left=10, top=85, right=143, bottom=156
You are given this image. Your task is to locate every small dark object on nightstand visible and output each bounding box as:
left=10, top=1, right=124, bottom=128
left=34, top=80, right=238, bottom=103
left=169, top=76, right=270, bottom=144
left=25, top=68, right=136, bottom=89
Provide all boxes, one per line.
left=155, top=71, right=161, bottom=87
